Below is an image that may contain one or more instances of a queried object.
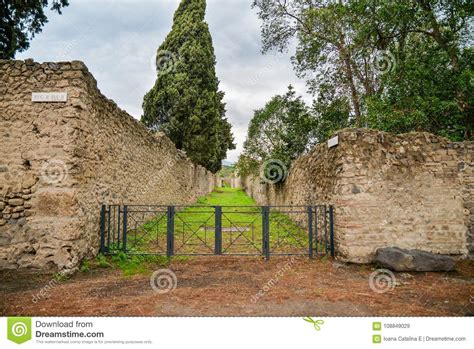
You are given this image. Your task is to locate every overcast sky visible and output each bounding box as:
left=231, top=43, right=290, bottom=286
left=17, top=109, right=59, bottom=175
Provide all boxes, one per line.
left=17, top=0, right=312, bottom=163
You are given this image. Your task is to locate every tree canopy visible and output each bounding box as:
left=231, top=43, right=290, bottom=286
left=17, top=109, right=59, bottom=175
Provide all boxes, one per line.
left=0, top=0, right=69, bottom=59
left=252, top=0, right=473, bottom=140
left=237, top=86, right=315, bottom=179
left=142, top=0, right=235, bottom=173
left=239, top=0, right=472, bottom=181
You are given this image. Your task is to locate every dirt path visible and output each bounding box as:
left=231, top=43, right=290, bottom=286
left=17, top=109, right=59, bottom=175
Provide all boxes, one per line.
left=1, top=257, right=473, bottom=316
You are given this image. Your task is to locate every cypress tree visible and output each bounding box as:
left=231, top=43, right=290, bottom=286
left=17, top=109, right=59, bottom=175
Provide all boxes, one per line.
left=142, top=0, right=235, bottom=173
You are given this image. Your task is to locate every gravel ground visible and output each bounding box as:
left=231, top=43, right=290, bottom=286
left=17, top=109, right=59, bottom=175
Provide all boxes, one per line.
left=1, top=257, right=473, bottom=317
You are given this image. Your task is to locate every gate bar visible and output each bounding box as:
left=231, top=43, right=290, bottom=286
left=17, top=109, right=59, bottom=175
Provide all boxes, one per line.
left=167, top=206, right=175, bottom=257
left=314, top=206, right=318, bottom=256
left=215, top=206, right=222, bottom=255
left=106, top=205, right=111, bottom=250
left=122, top=205, right=128, bottom=252
left=329, top=205, right=335, bottom=257
left=262, top=206, right=270, bottom=260
left=323, top=205, right=327, bottom=254
left=308, top=206, right=313, bottom=258
left=117, top=205, right=122, bottom=249
left=100, top=205, right=106, bottom=253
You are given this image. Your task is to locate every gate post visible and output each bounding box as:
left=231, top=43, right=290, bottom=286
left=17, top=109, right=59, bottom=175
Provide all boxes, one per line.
left=329, top=205, right=335, bottom=257
left=100, top=205, right=106, bottom=253
left=314, top=206, right=319, bottom=256
left=107, top=205, right=111, bottom=251
left=323, top=205, right=328, bottom=254
left=167, top=206, right=175, bottom=257
left=262, top=206, right=270, bottom=260
left=308, top=206, right=313, bottom=258
left=215, top=206, right=222, bottom=255
left=117, top=205, right=121, bottom=250
left=122, top=205, right=128, bottom=253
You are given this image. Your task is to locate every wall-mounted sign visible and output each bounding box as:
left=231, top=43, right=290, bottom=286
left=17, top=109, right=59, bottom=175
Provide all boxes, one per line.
left=32, top=92, right=68, bottom=103
left=328, top=135, right=339, bottom=148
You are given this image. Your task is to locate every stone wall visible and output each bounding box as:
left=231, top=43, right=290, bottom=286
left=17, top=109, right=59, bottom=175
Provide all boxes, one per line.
left=220, top=176, right=241, bottom=189
left=0, top=59, right=217, bottom=272
left=242, top=129, right=473, bottom=262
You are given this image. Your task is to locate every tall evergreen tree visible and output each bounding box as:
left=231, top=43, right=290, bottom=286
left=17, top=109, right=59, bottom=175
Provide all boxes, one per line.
left=142, top=0, right=235, bottom=173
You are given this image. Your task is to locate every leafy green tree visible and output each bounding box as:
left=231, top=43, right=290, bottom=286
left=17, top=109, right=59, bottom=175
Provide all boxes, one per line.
left=237, top=86, right=314, bottom=179
left=236, top=154, right=260, bottom=179
left=142, top=0, right=235, bottom=172
left=253, top=0, right=372, bottom=124
left=311, top=85, right=352, bottom=142
left=0, top=0, right=69, bottom=59
left=357, top=0, right=473, bottom=139
left=252, top=0, right=473, bottom=140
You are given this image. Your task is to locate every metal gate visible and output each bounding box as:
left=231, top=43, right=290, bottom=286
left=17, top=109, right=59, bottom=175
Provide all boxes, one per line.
left=99, top=205, right=335, bottom=259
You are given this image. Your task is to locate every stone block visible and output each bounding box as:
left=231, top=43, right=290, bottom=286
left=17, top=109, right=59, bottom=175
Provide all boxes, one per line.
left=36, top=191, right=78, bottom=216
left=21, top=174, right=37, bottom=189
left=8, top=198, right=23, bottom=206
left=375, top=247, right=455, bottom=271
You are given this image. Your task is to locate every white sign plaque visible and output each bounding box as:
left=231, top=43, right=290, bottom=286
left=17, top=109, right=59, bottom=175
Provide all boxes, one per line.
left=32, top=92, right=68, bottom=103
left=328, top=135, right=339, bottom=148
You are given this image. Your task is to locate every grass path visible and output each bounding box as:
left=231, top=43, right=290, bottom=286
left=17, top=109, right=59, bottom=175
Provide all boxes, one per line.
left=127, top=187, right=309, bottom=255
left=195, top=187, right=256, bottom=206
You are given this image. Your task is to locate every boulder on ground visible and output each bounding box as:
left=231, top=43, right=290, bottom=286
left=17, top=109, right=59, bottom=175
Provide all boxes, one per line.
left=375, top=247, right=455, bottom=272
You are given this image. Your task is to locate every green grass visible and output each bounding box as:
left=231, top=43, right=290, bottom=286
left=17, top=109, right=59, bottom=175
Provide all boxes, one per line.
left=200, top=187, right=256, bottom=206
left=79, top=259, right=90, bottom=273
left=80, top=252, right=184, bottom=277
left=125, top=187, right=310, bottom=255
left=52, top=272, right=69, bottom=282
left=110, top=252, right=169, bottom=276
left=96, top=253, right=112, bottom=268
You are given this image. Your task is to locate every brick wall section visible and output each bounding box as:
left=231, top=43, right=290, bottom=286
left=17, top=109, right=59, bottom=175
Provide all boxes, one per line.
left=0, top=59, right=217, bottom=272
left=242, top=129, right=473, bottom=262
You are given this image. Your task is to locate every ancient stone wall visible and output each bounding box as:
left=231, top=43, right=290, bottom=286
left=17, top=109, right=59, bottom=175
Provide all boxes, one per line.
left=0, top=59, right=217, bottom=272
left=220, top=176, right=241, bottom=189
left=242, top=129, right=473, bottom=262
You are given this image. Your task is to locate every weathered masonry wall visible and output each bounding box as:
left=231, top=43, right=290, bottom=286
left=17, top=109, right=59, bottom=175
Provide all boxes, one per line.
left=243, top=129, right=473, bottom=263
left=0, top=59, right=217, bottom=272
